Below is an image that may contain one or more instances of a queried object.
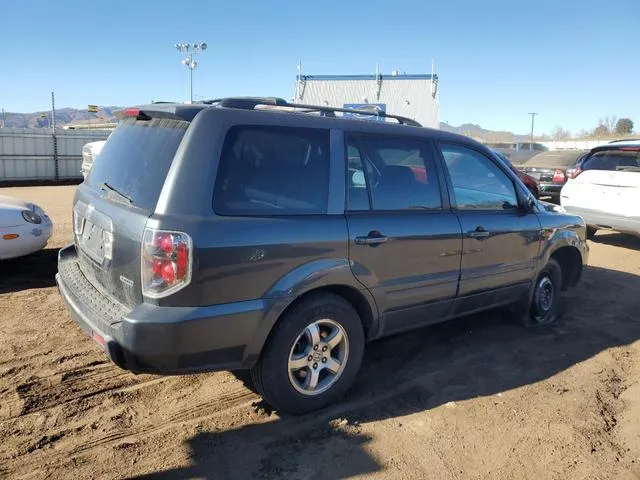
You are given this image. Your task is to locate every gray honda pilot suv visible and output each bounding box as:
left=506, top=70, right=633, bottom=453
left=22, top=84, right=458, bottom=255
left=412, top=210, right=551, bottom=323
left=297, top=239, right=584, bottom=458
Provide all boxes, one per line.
left=56, top=97, right=588, bottom=414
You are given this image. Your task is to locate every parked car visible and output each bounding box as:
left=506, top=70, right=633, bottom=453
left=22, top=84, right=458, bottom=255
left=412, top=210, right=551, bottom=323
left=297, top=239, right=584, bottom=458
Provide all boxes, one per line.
left=56, top=97, right=588, bottom=415
left=491, top=150, right=540, bottom=198
left=561, top=140, right=640, bottom=239
left=81, top=140, right=106, bottom=179
left=0, top=195, right=53, bottom=260
left=519, top=150, right=589, bottom=202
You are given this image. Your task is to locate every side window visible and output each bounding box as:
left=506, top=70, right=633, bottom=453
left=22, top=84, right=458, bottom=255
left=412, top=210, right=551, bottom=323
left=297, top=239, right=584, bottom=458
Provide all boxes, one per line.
left=439, top=144, right=519, bottom=211
left=346, top=134, right=442, bottom=211
left=213, top=126, right=330, bottom=215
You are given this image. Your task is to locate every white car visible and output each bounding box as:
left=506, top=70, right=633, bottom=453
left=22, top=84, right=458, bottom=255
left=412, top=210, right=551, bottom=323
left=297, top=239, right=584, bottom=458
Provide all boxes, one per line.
left=561, top=141, right=640, bottom=239
left=81, top=140, right=106, bottom=179
left=0, top=195, right=53, bottom=260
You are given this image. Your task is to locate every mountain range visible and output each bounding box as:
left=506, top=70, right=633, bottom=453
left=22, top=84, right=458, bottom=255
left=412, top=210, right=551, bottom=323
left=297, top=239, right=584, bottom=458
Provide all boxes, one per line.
left=1, top=107, right=526, bottom=140
left=0, top=107, right=118, bottom=129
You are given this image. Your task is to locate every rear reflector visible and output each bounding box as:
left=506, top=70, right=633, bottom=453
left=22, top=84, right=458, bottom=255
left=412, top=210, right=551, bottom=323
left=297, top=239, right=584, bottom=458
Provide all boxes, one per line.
left=92, top=330, right=106, bottom=346
left=2, top=234, right=19, bottom=240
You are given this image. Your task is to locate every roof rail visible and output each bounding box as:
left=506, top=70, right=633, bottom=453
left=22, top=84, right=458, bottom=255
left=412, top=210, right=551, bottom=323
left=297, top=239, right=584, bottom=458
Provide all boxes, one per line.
left=201, top=96, right=422, bottom=127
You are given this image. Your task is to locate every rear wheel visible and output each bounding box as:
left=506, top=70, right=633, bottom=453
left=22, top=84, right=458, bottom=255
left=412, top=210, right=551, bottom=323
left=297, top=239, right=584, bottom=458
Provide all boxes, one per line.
left=251, top=293, right=364, bottom=415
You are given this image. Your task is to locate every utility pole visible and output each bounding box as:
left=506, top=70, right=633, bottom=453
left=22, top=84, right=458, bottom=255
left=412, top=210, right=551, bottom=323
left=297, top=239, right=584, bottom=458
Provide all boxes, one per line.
left=51, top=91, right=58, bottom=180
left=528, top=112, right=538, bottom=149
left=175, top=42, right=207, bottom=103
left=51, top=91, right=56, bottom=132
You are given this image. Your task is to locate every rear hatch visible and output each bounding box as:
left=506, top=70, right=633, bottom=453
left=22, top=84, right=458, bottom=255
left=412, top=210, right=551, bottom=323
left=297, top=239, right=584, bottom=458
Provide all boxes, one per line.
left=566, top=146, right=640, bottom=217
left=73, top=110, right=192, bottom=308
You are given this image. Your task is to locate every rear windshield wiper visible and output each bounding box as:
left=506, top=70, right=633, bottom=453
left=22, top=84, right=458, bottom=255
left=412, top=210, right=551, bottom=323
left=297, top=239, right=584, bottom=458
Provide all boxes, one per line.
left=98, top=182, right=133, bottom=204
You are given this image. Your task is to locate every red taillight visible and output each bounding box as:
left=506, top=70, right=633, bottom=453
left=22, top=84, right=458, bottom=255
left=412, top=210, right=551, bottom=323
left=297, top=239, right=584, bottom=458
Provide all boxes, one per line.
left=176, top=242, right=188, bottom=278
left=142, top=229, right=192, bottom=298
left=568, top=167, right=582, bottom=179
left=124, top=108, right=140, bottom=117
left=619, top=147, right=640, bottom=151
left=552, top=169, right=566, bottom=183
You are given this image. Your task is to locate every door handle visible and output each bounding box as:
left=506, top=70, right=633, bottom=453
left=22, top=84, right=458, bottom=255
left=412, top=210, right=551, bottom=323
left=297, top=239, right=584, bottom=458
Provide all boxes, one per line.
left=355, top=231, right=388, bottom=246
left=468, top=226, right=490, bottom=239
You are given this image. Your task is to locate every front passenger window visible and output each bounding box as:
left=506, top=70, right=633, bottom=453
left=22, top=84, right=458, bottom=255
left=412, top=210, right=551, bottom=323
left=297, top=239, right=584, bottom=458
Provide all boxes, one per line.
left=440, top=144, right=518, bottom=210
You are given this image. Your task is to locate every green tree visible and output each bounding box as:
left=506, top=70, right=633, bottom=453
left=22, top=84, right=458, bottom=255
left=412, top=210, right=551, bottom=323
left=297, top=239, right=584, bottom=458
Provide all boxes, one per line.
left=615, top=118, right=634, bottom=135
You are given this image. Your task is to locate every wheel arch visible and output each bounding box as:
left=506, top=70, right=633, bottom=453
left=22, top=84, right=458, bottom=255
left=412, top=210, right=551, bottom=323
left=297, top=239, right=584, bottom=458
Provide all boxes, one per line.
left=550, top=245, right=583, bottom=290
left=243, top=283, right=378, bottom=366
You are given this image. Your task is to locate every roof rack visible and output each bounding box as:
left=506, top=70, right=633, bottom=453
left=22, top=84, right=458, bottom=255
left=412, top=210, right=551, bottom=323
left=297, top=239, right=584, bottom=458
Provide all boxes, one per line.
left=201, top=96, right=422, bottom=127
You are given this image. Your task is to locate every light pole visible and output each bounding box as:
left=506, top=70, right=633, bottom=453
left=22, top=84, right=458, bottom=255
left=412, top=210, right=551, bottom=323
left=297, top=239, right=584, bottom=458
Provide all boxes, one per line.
left=528, top=112, right=538, bottom=149
left=175, top=42, right=207, bottom=103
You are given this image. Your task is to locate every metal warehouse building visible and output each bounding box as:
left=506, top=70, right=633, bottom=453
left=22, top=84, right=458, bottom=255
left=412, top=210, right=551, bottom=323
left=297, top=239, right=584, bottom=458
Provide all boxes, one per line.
left=294, top=71, right=439, bottom=128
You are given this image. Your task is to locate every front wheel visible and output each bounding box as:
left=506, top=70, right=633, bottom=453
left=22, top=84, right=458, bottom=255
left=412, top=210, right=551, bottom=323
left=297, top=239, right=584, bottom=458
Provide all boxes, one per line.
left=516, top=258, right=563, bottom=327
left=251, top=293, right=365, bottom=415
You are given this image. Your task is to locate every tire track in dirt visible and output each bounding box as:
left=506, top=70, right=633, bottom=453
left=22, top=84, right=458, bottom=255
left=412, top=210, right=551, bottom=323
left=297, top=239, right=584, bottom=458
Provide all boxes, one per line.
left=68, top=382, right=258, bottom=455
left=9, top=362, right=147, bottom=418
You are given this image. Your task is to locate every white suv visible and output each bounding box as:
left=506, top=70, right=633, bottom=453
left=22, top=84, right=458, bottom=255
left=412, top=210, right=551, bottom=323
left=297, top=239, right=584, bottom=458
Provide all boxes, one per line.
left=81, top=140, right=106, bottom=179
left=561, top=140, right=640, bottom=239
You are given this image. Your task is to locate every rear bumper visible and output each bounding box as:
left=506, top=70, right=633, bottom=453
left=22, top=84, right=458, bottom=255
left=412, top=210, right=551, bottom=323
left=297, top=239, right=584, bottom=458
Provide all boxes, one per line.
left=563, top=207, right=640, bottom=235
left=538, top=183, right=563, bottom=198
left=56, top=244, right=268, bottom=374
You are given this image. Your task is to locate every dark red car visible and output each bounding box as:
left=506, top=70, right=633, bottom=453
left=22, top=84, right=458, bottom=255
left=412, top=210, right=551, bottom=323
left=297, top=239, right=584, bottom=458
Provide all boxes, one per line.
left=491, top=150, right=540, bottom=198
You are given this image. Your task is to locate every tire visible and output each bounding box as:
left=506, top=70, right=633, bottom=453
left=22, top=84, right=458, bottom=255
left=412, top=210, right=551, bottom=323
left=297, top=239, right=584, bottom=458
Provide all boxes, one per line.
left=586, top=227, right=597, bottom=240
left=516, top=258, right=563, bottom=327
left=251, top=293, right=365, bottom=415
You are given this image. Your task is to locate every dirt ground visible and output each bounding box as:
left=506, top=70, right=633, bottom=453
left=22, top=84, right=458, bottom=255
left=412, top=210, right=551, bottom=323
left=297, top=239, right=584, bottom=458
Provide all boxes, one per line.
left=1, top=185, right=639, bottom=480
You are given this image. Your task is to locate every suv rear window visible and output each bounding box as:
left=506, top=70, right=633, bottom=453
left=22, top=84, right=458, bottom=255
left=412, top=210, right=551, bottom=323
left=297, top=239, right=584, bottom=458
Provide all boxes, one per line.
left=583, top=148, right=640, bottom=172
left=213, top=125, right=330, bottom=215
left=87, top=118, right=188, bottom=210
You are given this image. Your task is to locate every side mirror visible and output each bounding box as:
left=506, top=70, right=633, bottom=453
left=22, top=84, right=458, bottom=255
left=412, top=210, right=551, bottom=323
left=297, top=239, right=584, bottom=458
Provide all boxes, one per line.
left=525, top=195, right=537, bottom=212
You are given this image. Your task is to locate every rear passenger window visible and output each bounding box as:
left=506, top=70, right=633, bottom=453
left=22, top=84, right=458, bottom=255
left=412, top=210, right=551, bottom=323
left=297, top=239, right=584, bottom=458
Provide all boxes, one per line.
left=347, top=134, right=442, bottom=211
left=214, top=126, right=330, bottom=215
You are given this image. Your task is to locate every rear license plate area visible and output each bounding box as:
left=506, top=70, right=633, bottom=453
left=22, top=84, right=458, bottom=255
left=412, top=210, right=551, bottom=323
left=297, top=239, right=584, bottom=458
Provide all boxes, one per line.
left=80, top=220, right=105, bottom=263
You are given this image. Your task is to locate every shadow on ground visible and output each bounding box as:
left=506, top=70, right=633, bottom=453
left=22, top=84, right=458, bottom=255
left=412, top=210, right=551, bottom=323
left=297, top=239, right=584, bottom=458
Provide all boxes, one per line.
left=0, top=248, right=59, bottom=294
left=126, top=265, right=640, bottom=479
left=592, top=232, right=640, bottom=250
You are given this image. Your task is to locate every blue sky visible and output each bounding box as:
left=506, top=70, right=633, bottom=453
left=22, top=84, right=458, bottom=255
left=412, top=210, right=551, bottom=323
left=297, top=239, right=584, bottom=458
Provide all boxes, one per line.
left=1, top=0, right=638, bottom=135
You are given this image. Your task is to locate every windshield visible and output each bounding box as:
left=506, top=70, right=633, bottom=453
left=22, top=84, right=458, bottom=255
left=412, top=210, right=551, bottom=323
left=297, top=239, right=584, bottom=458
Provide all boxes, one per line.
left=583, top=148, right=640, bottom=172
left=87, top=118, right=188, bottom=210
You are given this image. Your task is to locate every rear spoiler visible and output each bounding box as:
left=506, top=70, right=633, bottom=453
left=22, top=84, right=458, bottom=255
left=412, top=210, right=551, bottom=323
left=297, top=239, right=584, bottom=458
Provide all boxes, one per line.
left=114, top=104, right=206, bottom=122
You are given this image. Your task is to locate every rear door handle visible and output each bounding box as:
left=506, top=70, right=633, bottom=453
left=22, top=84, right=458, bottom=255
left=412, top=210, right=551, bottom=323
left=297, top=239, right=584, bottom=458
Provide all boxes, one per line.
left=355, top=232, right=388, bottom=246
left=468, top=226, right=490, bottom=239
